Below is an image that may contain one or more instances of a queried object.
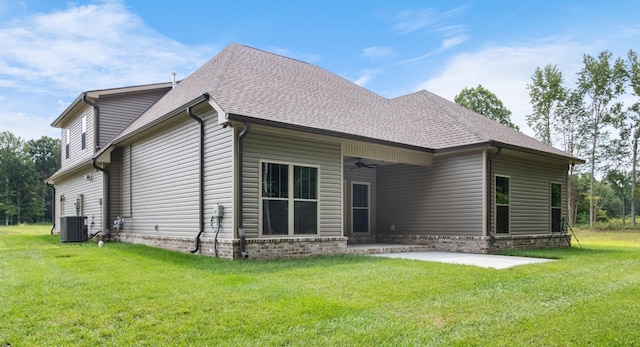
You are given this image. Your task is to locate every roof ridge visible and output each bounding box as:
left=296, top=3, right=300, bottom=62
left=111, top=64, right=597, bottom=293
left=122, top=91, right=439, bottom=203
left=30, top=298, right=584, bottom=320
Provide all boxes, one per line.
left=235, top=43, right=315, bottom=66
left=206, top=44, right=241, bottom=112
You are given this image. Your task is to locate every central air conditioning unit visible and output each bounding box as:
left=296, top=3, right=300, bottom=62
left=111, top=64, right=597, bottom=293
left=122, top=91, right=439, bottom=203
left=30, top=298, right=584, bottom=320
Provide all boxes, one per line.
left=60, top=216, right=88, bottom=243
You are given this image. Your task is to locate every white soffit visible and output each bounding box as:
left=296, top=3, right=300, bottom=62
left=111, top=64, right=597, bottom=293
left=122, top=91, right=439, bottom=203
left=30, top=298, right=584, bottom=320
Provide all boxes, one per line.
left=342, top=142, right=432, bottom=167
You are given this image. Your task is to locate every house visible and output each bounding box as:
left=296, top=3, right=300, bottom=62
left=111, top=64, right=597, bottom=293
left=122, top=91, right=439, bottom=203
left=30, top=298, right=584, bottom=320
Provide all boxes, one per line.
left=47, top=43, right=583, bottom=259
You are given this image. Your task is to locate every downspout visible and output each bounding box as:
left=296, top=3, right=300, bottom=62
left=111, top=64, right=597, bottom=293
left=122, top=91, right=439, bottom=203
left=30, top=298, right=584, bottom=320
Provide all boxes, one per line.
left=92, top=159, right=110, bottom=240
left=237, top=122, right=251, bottom=258
left=46, top=182, right=55, bottom=235
left=82, top=93, right=100, bottom=150
left=487, top=147, right=502, bottom=248
left=188, top=105, right=205, bottom=254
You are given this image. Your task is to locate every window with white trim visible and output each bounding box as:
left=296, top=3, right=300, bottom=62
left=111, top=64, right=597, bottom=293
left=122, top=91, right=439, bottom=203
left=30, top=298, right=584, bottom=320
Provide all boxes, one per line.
left=65, top=129, right=70, bottom=159
left=352, top=182, right=369, bottom=233
left=81, top=115, right=87, bottom=150
left=495, top=175, right=510, bottom=234
left=551, top=182, right=562, bottom=232
left=261, top=161, right=318, bottom=235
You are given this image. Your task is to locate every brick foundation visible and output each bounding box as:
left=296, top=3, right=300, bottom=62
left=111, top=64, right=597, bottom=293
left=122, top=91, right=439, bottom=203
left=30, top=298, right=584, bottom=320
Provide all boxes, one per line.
left=376, top=233, right=571, bottom=254
left=114, top=232, right=348, bottom=260
left=114, top=232, right=570, bottom=260
left=243, top=237, right=349, bottom=260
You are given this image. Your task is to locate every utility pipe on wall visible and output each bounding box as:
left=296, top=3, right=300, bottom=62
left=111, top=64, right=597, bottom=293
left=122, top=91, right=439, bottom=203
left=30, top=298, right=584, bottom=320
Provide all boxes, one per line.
left=188, top=105, right=205, bottom=254
left=46, top=182, right=55, bottom=235
left=92, top=159, right=110, bottom=240
left=237, top=122, right=251, bottom=258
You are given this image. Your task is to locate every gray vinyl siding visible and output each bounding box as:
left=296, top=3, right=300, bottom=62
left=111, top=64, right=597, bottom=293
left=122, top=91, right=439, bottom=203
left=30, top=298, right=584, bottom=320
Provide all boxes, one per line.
left=121, top=145, right=132, bottom=218
left=242, top=130, right=342, bottom=238
left=55, top=169, right=103, bottom=234
left=377, top=151, right=484, bottom=236
left=109, top=147, right=122, bottom=221
left=97, top=88, right=170, bottom=148
left=61, top=106, right=93, bottom=169
left=492, top=153, right=568, bottom=235
left=343, top=167, right=376, bottom=235
left=202, top=114, right=234, bottom=239
left=122, top=110, right=234, bottom=237
left=127, top=118, right=198, bottom=235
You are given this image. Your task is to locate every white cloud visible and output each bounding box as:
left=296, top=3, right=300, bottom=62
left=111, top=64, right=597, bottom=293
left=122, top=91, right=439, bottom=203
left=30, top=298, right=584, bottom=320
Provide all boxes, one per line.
left=0, top=1, right=216, bottom=91
left=361, top=46, right=395, bottom=61
left=265, top=46, right=321, bottom=63
left=354, top=69, right=381, bottom=87
left=392, top=8, right=436, bottom=35
left=400, top=35, right=468, bottom=65
left=0, top=0, right=218, bottom=140
left=416, top=39, right=591, bottom=136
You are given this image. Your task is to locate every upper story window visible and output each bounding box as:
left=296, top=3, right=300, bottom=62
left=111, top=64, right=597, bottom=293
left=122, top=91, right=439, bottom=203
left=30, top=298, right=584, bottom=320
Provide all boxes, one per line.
left=81, top=115, right=87, bottom=150
left=65, top=129, right=70, bottom=159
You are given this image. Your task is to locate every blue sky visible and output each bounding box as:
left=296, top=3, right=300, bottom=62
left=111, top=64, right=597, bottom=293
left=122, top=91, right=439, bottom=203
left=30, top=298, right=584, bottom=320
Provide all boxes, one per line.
left=1, top=0, right=639, bottom=141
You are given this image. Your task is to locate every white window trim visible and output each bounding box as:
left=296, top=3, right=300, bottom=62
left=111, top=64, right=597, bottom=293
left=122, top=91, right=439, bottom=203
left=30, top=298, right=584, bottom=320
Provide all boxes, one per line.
left=81, top=115, right=87, bottom=150
left=351, top=181, right=370, bottom=234
left=258, top=160, right=320, bottom=237
left=494, top=174, right=511, bottom=234
left=550, top=181, right=563, bottom=232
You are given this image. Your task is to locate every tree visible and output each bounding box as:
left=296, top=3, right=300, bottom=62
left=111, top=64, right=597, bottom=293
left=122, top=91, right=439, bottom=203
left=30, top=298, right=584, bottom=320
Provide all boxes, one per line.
left=576, top=50, right=627, bottom=228
left=26, top=136, right=61, bottom=223
left=0, top=131, right=40, bottom=225
left=604, top=169, right=631, bottom=224
left=454, top=85, right=520, bottom=130
left=554, top=89, right=589, bottom=224
left=527, top=64, right=566, bottom=145
left=627, top=49, right=640, bottom=227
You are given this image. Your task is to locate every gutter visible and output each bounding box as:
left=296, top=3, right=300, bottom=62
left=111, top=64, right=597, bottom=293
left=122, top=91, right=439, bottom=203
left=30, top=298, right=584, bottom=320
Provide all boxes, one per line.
left=487, top=147, right=502, bottom=248
left=92, top=158, right=110, bottom=240
left=237, top=122, right=251, bottom=258
left=188, top=100, right=207, bottom=254
left=226, top=113, right=434, bottom=154
left=46, top=182, right=55, bottom=235
left=435, top=140, right=584, bottom=165
left=82, top=93, right=100, bottom=151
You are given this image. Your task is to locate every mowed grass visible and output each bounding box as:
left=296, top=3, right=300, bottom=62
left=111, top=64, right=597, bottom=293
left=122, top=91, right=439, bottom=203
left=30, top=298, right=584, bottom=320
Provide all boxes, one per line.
left=1, top=226, right=639, bottom=346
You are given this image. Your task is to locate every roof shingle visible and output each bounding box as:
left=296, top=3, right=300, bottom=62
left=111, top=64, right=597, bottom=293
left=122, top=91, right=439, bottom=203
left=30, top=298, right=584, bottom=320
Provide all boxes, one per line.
left=114, top=43, right=579, bottom=162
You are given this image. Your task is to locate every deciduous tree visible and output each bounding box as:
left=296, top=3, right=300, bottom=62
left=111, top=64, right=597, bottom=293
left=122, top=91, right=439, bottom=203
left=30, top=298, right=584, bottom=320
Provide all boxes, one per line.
left=527, top=64, right=566, bottom=145
left=576, top=50, right=627, bottom=228
left=454, top=84, right=520, bottom=130
left=627, top=49, right=640, bottom=227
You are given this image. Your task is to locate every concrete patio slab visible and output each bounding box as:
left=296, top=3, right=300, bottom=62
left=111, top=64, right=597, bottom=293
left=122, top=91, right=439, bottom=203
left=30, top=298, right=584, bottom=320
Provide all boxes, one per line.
left=370, top=251, right=554, bottom=269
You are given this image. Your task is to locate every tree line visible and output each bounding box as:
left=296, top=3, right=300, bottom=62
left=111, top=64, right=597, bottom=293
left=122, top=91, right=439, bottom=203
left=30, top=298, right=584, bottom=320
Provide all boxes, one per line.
left=0, top=131, right=60, bottom=225
left=455, top=49, right=640, bottom=228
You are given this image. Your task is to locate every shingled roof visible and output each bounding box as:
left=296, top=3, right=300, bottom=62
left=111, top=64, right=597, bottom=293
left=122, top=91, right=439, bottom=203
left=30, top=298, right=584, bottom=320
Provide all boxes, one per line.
left=113, top=43, right=580, bottom=162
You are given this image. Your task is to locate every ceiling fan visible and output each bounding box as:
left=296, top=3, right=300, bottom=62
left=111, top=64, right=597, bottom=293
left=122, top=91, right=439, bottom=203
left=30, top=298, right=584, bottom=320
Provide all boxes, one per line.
left=353, top=158, right=379, bottom=169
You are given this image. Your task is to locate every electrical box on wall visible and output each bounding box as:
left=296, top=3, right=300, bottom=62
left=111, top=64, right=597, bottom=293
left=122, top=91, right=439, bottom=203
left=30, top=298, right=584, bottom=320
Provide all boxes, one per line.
left=212, top=204, right=223, bottom=219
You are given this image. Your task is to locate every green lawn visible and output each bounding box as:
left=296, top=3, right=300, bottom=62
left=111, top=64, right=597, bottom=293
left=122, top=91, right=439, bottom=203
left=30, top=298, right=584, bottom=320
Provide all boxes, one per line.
left=1, top=225, right=639, bottom=346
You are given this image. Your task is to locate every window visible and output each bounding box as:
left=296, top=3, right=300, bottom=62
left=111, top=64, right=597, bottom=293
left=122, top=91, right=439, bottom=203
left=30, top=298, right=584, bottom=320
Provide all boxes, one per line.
left=495, top=175, right=510, bottom=234
left=81, top=115, right=87, bottom=150
left=352, top=183, right=369, bottom=233
left=261, top=162, right=318, bottom=235
left=65, top=129, right=70, bottom=159
left=551, top=183, right=562, bottom=232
